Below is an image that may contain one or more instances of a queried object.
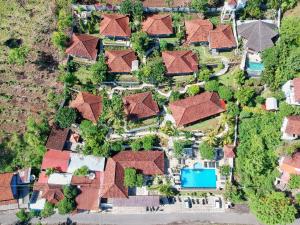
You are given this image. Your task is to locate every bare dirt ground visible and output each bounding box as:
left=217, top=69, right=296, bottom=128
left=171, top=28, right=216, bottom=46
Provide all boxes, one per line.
left=0, top=0, right=63, bottom=134
left=284, top=2, right=300, bottom=17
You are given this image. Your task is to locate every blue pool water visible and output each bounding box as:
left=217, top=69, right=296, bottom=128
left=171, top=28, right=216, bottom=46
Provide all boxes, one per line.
left=181, top=168, right=216, bottom=188
left=246, top=60, right=264, bottom=72
left=194, top=162, right=202, bottom=169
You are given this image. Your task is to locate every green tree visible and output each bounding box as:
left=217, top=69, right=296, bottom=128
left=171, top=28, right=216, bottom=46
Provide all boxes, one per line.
left=235, top=86, right=255, bottom=106
left=218, top=86, right=233, bottom=101
left=55, top=107, right=76, bottom=128
left=288, top=175, right=300, bottom=189
left=8, top=46, right=29, bottom=65
left=41, top=202, right=55, bottom=218
left=241, top=0, right=262, bottom=19
left=73, top=166, right=89, bottom=176
left=16, top=209, right=30, bottom=223
left=169, top=91, right=181, bottom=102
left=204, top=80, right=219, bottom=92
left=191, top=0, right=208, bottom=13
left=220, top=165, right=231, bottom=177
left=250, top=192, right=296, bottom=225
left=124, top=168, right=143, bottom=187
left=234, top=69, right=246, bottom=86
left=187, top=85, right=200, bottom=96
left=226, top=102, right=240, bottom=117
left=199, top=142, right=215, bottom=160
left=173, top=141, right=185, bottom=159
left=131, top=31, right=149, bottom=58
left=119, top=0, right=132, bottom=14
left=52, top=31, right=68, bottom=50
left=57, top=9, right=72, bottom=31
left=142, top=135, right=156, bottom=150
left=197, top=66, right=211, bottom=82
left=90, top=55, right=107, bottom=84
left=224, top=181, right=245, bottom=204
left=158, top=184, right=177, bottom=197
left=57, top=198, right=75, bottom=214
left=131, top=138, right=142, bottom=151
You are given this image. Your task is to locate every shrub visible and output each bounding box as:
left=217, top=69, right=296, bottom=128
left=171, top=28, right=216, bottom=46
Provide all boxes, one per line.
left=187, top=85, right=201, bottom=96
left=220, top=165, right=231, bottom=177
left=169, top=91, right=181, bottom=102
left=218, top=86, right=233, bottom=101
left=124, top=168, right=144, bottom=188
left=199, top=142, right=215, bottom=160
left=131, top=139, right=142, bottom=151
left=73, top=166, right=89, bottom=176
left=16, top=209, right=30, bottom=223
left=41, top=202, right=55, bottom=218
left=55, top=107, right=76, bottom=128
left=288, top=175, right=300, bottom=189
left=52, top=31, right=68, bottom=50
left=204, top=80, right=219, bottom=92
left=173, top=141, right=185, bottom=159
left=8, top=46, right=29, bottom=65
left=197, top=66, right=211, bottom=82
left=142, top=135, right=156, bottom=150
left=226, top=102, right=240, bottom=117
left=57, top=198, right=75, bottom=214
left=160, top=40, right=169, bottom=51
left=159, top=184, right=178, bottom=197
left=255, top=96, right=265, bottom=104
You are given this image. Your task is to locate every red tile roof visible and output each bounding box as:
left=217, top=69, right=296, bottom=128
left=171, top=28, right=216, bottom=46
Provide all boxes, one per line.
left=162, top=50, right=198, bottom=74
left=101, top=151, right=164, bottom=199
left=0, top=173, right=15, bottom=204
left=123, top=92, right=159, bottom=120
left=185, top=19, right=213, bottom=44
left=224, top=145, right=235, bottom=158
left=41, top=150, right=70, bottom=172
left=142, top=14, right=173, bottom=36
left=228, top=0, right=237, bottom=6
left=281, top=152, right=300, bottom=175
left=209, top=25, right=236, bottom=49
left=105, top=49, right=137, bottom=73
left=285, top=116, right=300, bottom=135
left=169, top=92, right=225, bottom=126
left=46, top=126, right=69, bottom=151
left=100, top=14, right=131, bottom=38
left=41, top=185, right=64, bottom=205
left=70, top=92, right=102, bottom=124
left=293, top=78, right=300, bottom=102
left=65, top=33, right=99, bottom=61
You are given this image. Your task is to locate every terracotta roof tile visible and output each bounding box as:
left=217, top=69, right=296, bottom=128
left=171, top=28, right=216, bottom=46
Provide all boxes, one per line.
left=293, top=78, right=300, bottom=102
left=285, top=116, right=300, bottom=135
left=70, top=92, right=102, bottom=124
left=0, top=173, right=16, bottom=203
left=65, top=33, right=100, bottom=60
left=224, top=145, right=235, bottom=158
left=41, top=186, right=64, bottom=205
left=105, top=49, right=137, bottom=73
left=169, top=92, right=225, bottom=126
left=209, top=25, right=236, bottom=49
left=46, top=126, right=69, bottom=151
left=162, top=50, right=198, bottom=74
left=142, top=14, right=173, bottom=36
left=281, top=152, right=300, bottom=175
left=123, top=92, right=159, bottom=119
left=41, top=150, right=70, bottom=172
left=185, top=19, right=213, bottom=44
left=100, top=14, right=131, bottom=38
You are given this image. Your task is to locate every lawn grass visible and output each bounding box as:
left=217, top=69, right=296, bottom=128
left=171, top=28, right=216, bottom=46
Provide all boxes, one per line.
left=191, top=46, right=222, bottom=65
left=127, top=117, right=158, bottom=129
left=218, top=66, right=240, bottom=91
left=181, top=117, right=220, bottom=133
left=116, top=75, right=139, bottom=82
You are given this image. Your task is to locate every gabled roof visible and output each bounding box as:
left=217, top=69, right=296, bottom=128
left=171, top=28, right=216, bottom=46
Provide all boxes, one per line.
left=209, top=24, right=236, bottom=49
left=45, top=126, right=69, bottom=151
left=142, top=14, right=173, bottom=36
left=101, top=151, right=164, bottom=199
left=293, top=78, right=300, bottom=102
left=41, top=150, right=70, bottom=172
left=0, top=173, right=16, bottom=203
left=185, top=19, right=213, bottom=44
left=162, top=50, right=198, bottom=74
left=237, top=20, right=278, bottom=52
left=123, top=92, right=160, bottom=119
left=285, top=116, right=300, bottom=135
left=41, top=185, right=64, bottom=205
left=281, top=152, right=300, bottom=175
left=169, top=92, right=225, bottom=126
left=70, top=92, right=102, bottom=124
left=65, top=33, right=99, bottom=60
left=100, top=14, right=131, bottom=37
left=105, top=49, right=137, bottom=73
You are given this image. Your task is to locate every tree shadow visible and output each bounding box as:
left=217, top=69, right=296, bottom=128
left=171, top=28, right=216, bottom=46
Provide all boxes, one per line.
left=34, top=51, right=59, bottom=73
left=4, top=38, right=22, bottom=48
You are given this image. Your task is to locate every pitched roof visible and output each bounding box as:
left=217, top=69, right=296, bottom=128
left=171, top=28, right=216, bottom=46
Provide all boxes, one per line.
left=142, top=14, right=173, bottom=36
left=228, top=0, right=237, bottom=6
left=285, top=116, right=300, bottom=135
left=65, top=33, right=99, bottom=60
left=123, top=92, right=160, bottom=119
left=101, top=151, right=164, bottom=199
left=162, top=50, right=198, bottom=74
left=224, top=145, right=235, bottom=158
left=100, top=14, right=131, bottom=37
left=105, top=49, right=137, bottom=73
left=209, top=25, right=236, bottom=49
left=293, top=78, right=300, bottom=102
left=0, top=173, right=16, bottom=203
left=45, top=126, right=69, bottom=151
left=237, top=20, right=278, bottom=52
left=185, top=19, right=213, bottom=44
left=41, top=150, right=70, bottom=172
left=41, top=186, right=64, bottom=205
left=281, top=152, right=300, bottom=175
left=70, top=92, right=102, bottom=124
left=169, top=92, right=225, bottom=126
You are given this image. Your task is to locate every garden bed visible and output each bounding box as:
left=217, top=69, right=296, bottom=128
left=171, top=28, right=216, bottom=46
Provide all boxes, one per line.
left=126, top=117, right=159, bottom=130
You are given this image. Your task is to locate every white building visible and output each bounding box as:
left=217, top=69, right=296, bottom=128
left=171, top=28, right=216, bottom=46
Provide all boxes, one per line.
left=265, top=97, right=278, bottom=111
left=282, top=78, right=300, bottom=105
left=281, top=116, right=300, bottom=140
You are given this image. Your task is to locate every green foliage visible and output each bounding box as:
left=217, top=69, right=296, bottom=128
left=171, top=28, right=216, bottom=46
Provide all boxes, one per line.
left=57, top=9, right=72, bottom=31
left=187, top=85, right=201, bottom=96
left=52, top=31, right=68, bottom=50
left=55, top=107, right=76, bottom=128
left=218, top=86, right=233, bottom=101
left=124, top=168, right=144, bottom=188
left=199, top=142, right=215, bottom=160
left=234, top=70, right=246, bottom=86
left=47, top=90, right=64, bottom=109
left=281, top=0, right=298, bottom=12
left=219, top=165, right=231, bottom=177
left=241, top=0, right=262, bottom=19
left=119, top=0, right=132, bottom=14
left=16, top=209, right=30, bottom=223
left=57, top=198, right=75, bottom=214
left=249, top=192, right=296, bottom=225
left=191, top=0, right=208, bottom=13
left=288, top=175, right=300, bottom=190
left=224, top=182, right=245, bottom=204
left=158, top=184, right=178, bottom=197
left=73, top=166, right=89, bottom=176
left=235, top=86, right=255, bottom=106
left=142, top=135, right=156, bottom=150
left=8, top=46, right=29, bottom=65
left=89, top=55, right=108, bottom=84
left=226, top=102, right=240, bottom=117
left=173, top=141, right=186, bottom=159
left=45, top=168, right=55, bottom=176
left=131, top=31, right=149, bottom=58
left=197, top=66, right=211, bottom=82
left=169, top=91, right=181, bottom=102
left=160, top=40, right=169, bottom=51
left=204, top=80, right=219, bottom=92
left=41, top=202, right=55, bottom=218
left=131, top=138, right=142, bottom=151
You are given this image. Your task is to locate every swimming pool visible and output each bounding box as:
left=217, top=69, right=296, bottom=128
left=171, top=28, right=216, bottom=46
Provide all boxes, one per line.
left=181, top=168, right=216, bottom=189
left=246, top=60, right=264, bottom=72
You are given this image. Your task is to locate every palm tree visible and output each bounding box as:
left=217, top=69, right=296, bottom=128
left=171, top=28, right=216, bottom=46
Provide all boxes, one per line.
left=204, top=129, right=218, bottom=147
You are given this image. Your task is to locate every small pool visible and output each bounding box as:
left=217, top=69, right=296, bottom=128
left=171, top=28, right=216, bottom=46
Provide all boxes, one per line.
left=181, top=168, right=216, bottom=189
left=193, top=162, right=202, bottom=169
left=246, top=60, right=264, bottom=72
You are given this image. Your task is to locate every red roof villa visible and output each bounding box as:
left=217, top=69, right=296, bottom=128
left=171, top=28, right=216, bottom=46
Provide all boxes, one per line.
left=281, top=116, right=300, bottom=140
left=65, top=33, right=100, bottom=61
left=169, top=92, right=225, bottom=127
left=123, top=92, right=160, bottom=120
left=100, top=14, right=131, bottom=38
left=105, top=49, right=137, bottom=74
left=142, top=14, right=173, bottom=37
left=162, top=50, right=198, bottom=75
left=41, top=150, right=70, bottom=173
left=0, top=173, right=18, bottom=206
left=45, top=125, right=70, bottom=151
left=209, top=24, right=236, bottom=52
left=185, top=19, right=213, bottom=44
left=101, top=151, right=164, bottom=199
left=70, top=92, right=102, bottom=124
